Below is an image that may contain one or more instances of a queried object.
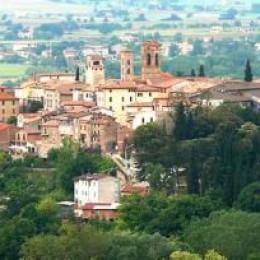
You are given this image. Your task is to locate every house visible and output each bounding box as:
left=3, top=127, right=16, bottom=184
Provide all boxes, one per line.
left=192, top=81, right=260, bottom=108
left=82, top=45, right=109, bottom=57
left=36, top=73, right=75, bottom=84
left=74, top=174, right=121, bottom=220
left=121, top=182, right=150, bottom=196
left=17, top=113, right=42, bottom=131
left=9, top=128, right=41, bottom=158
left=41, top=49, right=53, bottom=59
left=0, top=90, right=19, bottom=122
left=0, top=123, right=16, bottom=151
left=43, top=82, right=74, bottom=112
left=177, top=41, right=194, bottom=55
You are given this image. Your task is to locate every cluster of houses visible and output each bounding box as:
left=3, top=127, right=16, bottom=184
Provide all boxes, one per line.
left=2, top=40, right=260, bottom=158
left=2, top=40, right=260, bottom=219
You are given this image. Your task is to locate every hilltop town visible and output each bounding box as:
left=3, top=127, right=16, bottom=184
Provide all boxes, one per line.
left=0, top=1, right=260, bottom=259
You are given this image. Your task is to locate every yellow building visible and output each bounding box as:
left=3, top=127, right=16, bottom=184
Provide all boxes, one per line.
left=96, top=41, right=174, bottom=126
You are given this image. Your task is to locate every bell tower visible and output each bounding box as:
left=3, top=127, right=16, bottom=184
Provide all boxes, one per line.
left=85, top=55, right=105, bottom=86
left=121, top=47, right=134, bottom=81
left=141, top=40, right=161, bottom=80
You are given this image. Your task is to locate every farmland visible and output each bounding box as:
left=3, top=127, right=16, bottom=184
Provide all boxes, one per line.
left=0, top=64, right=29, bottom=78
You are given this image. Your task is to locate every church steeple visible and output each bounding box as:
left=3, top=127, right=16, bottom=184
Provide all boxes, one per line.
left=141, top=40, right=161, bottom=80
left=120, top=47, right=134, bottom=81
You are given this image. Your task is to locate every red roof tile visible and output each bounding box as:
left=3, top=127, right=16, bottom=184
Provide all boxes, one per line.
left=0, top=93, right=18, bottom=101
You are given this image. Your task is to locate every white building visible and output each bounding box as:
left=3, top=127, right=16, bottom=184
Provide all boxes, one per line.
left=177, top=42, right=194, bottom=56
left=72, top=88, right=94, bottom=102
left=82, top=45, right=109, bottom=57
left=74, top=174, right=120, bottom=207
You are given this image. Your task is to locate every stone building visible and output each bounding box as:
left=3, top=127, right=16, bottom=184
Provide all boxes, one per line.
left=85, top=55, right=105, bottom=86
left=120, top=47, right=134, bottom=81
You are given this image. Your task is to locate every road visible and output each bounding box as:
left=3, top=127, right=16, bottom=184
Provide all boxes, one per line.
left=107, top=153, right=139, bottom=183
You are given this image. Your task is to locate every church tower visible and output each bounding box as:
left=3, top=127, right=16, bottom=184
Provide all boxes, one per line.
left=85, top=55, right=105, bottom=86
left=121, top=47, right=134, bottom=81
left=141, top=40, right=161, bottom=80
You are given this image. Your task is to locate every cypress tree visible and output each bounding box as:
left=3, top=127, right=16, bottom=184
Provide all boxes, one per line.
left=75, top=66, right=80, bottom=82
left=244, top=59, right=253, bottom=82
left=191, top=69, right=196, bottom=77
left=174, top=102, right=187, bottom=140
left=198, top=64, right=205, bottom=77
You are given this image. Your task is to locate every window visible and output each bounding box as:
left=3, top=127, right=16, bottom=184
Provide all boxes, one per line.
left=13, top=101, right=15, bottom=105
left=149, top=92, right=152, bottom=97
left=109, top=106, right=113, bottom=111
left=127, top=68, right=131, bottom=74
left=2, top=109, right=5, bottom=114
left=2, top=101, right=4, bottom=106
left=109, top=89, right=112, bottom=93
left=109, top=97, right=112, bottom=102
left=155, top=53, right=159, bottom=67
left=137, top=93, right=143, bottom=97
left=122, top=97, right=124, bottom=102
left=13, top=109, right=15, bottom=114
left=150, top=117, right=154, bottom=122
left=122, top=106, right=125, bottom=111
left=127, top=60, right=131, bottom=65
left=142, top=118, right=145, bottom=124
left=147, top=53, right=151, bottom=66
left=130, top=97, right=133, bottom=102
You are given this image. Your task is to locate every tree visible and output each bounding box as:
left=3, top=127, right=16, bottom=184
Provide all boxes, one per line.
left=184, top=211, right=260, bottom=259
left=7, top=116, right=17, bottom=125
left=133, top=123, right=168, bottom=164
left=174, top=102, right=188, bottom=141
left=170, top=251, right=201, bottom=260
left=236, top=182, right=260, bottom=212
left=0, top=217, right=37, bottom=259
left=198, top=64, right=205, bottom=77
left=75, top=66, right=80, bottom=81
left=244, top=59, right=253, bottom=82
left=191, top=69, right=196, bottom=77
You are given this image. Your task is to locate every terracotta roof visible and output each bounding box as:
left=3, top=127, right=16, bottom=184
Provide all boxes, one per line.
left=102, top=80, right=137, bottom=89
left=87, top=55, right=103, bottom=61
left=74, top=174, right=112, bottom=181
left=0, top=93, right=18, bottom=101
left=127, top=102, right=153, bottom=108
left=62, top=101, right=96, bottom=107
left=121, top=183, right=149, bottom=194
left=136, top=85, right=160, bottom=92
left=0, top=123, right=15, bottom=131
left=42, top=119, right=59, bottom=127
left=20, top=113, right=39, bottom=118
left=82, top=203, right=120, bottom=210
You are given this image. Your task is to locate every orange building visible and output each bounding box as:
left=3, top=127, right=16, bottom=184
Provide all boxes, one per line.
left=0, top=88, right=19, bottom=122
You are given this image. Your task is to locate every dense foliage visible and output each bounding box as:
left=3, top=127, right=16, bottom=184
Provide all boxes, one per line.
left=134, top=104, right=260, bottom=205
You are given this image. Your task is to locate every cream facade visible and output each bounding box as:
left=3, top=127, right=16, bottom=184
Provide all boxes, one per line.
left=74, top=175, right=120, bottom=207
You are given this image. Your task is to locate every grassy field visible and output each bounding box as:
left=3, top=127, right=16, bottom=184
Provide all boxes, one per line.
left=0, top=64, right=29, bottom=78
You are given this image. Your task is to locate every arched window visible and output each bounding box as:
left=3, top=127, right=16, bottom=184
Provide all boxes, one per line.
left=155, top=53, right=159, bottom=67
left=127, top=68, right=131, bottom=74
left=147, top=53, right=151, bottom=66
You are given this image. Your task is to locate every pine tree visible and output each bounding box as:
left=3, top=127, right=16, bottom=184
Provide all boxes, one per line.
left=75, top=66, right=80, bottom=82
left=199, top=65, right=205, bottom=77
left=244, top=59, right=253, bottom=82
left=191, top=69, right=196, bottom=77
